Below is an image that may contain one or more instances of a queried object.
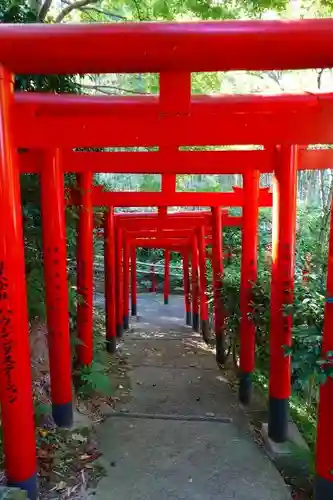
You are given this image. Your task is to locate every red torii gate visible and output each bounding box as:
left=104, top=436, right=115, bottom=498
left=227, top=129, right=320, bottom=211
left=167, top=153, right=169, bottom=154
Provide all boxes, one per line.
left=82, top=185, right=271, bottom=356
left=114, top=210, right=242, bottom=315
left=1, top=20, right=333, bottom=500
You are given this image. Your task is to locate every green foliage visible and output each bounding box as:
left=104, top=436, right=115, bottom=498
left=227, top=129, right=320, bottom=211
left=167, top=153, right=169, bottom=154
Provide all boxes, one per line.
left=0, top=0, right=80, bottom=321
left=79, top=361, right=113, bottom=397
left=221, top=207, right=329, bottom=413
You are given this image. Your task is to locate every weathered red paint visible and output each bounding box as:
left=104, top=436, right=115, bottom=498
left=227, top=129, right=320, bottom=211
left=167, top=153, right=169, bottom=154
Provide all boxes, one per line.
left=131, top=246, right=137, bottom=316
left=182, top=251, right=191, bottom=320
left=41, top=149, right=73, bottom=425
left=315, top=199, right=333, bottom=485
left=3, top=18, right=333, bottom=500
left=191, top=233, right=200, bottom=331
left=2, top=21, right=333, bottom=74
left=268, top=146, right=298, bottom=442
left=0, top=66, right=37, bottom=494
left=76, top=172, right=93, bottom=366
left=115, top=227, right=124, bottom=336
left=19, top=148, right=333, bottom=175
left=164, top=250, right=170, bottom=304
left=211, top=207, right=224, bottom=361
left=123, top=234, right=130, bottom=329
left=104, top=208, right=117, bottom=347
left=239, top=170, right=259, bottom=402
left=197, top=226, right=209, bottom=323
left=69, top=185, right=272, bottom=208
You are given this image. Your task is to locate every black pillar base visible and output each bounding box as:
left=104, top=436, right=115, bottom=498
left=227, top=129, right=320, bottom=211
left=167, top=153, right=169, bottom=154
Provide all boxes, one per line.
left=164, top=297, right=169, bottom=305
left=186, top=311, right=192, bottom=326
left=314, top=475, right=333, bottom=500
left=123, top=315, right=129, bottom=330
left=116, top=323, right=123, bottom=338
left=192, top=312, right=199, bottom=332
left=215, top=335, right=226, bottom=365
left=268, top=396, right=289, bottom=443
left=106, top=337, right=117, bottom=354
left=52, top=401, right=73, bottom=428
left=201, top=319, right=210, bottom=343
left=9, top=474, right=38, bottom=500
left=239, top=372, right=252, bottom=405
left=131, top=303, right=137, bottom=316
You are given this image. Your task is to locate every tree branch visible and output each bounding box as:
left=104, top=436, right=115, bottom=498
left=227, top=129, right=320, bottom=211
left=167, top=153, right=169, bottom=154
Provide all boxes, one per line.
left=317, top=69, right=324, bottom=90
left=77, top=83, right=150, bottom=95
left=80, top=5, right=127, bottom=19
left=38, top=0, right=53, bottom=21
left=55, top=0, right=98, bottom=23
left=132, top=0, right=144, bottom=20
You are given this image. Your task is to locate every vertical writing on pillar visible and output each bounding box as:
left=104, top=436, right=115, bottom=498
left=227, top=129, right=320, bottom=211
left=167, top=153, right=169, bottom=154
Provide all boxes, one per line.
left=78, top=259, right=89, bottom=317
left=0, top=261, right=17, bottom=404
left=47, top=246, right=66, bottom=338
left=281, top=242, right=293, bottom=344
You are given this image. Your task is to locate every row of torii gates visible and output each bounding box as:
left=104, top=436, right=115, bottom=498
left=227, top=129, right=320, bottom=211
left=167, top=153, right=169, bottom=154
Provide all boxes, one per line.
left=1, top=19, right=333, bottom=500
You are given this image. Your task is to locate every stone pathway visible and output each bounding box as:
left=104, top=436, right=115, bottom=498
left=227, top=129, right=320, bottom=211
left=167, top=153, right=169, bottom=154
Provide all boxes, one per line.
left=91, top=293, right=291, bottom=500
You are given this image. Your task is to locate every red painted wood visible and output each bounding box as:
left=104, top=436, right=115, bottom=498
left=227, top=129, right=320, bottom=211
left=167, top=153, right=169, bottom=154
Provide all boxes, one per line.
left=114, top=213, right=243, bottom=230
left=0, top=66, right=37, bottom=486
left=182, top=251, right=191, bottom=317
left=131, top=238, right=191, bottom=248
left=41, top=149, right=73, bottom=417
left=240, top=171, right=259, bottom=375
left=197, top=226, right=209, bottom=322
left=211, top=207, right=224, bottom=347
left=191, top=234, right=200, bottom=323
left=104, top=209, right=117, bottom=342
left=115, top=228, right=124, bottom=331
left=76, top=172, right=94, bottom=366
left=2, top=21, right=333, bottom=73
left=123, top=234, right=130, bottom=325
left=69, top=186, right=272, bottom=208
left=164, top=250, right=170, bottom=303
left=316, top=199, right=333, bottom=482
left=18, top=148, right=333, bottom=175
left=13, top=108, right=333, bottom=148
left=131, top=246, right=137, bottom=315
left=269, top=146, right=298, bottom=400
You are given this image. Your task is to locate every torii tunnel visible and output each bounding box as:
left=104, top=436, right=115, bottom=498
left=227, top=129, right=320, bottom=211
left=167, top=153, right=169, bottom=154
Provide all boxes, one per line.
left=1, top=19, right=333, bottom=500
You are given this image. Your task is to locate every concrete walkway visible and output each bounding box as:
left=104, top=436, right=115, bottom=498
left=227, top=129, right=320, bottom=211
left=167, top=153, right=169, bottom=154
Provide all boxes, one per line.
left=92, top=294, right=291, bottom=500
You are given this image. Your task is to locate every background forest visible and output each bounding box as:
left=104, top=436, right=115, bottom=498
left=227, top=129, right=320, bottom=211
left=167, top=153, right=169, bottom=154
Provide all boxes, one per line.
left=1, top=0, right=333, bottom=488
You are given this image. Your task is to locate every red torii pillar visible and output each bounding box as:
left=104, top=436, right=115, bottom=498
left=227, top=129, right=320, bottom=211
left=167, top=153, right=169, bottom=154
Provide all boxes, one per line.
left=197, top=225, right=209, bottom=342
left=115, top=227, right=124, bottom=338
left=164, top=249, right=170, bottom=305
left=268, top=145, right=298, bottom=442
left=239, top=170, right=259, bottom=404
left=123, top=233, right=130, bottom=330
left=76, top=171, right=94, bottom=366
left=182, top=250, right=191, bottom=326
left=0, top=66, right=37, bottom=499
left=41, top=149, right=73, bottom=428
left=131, top=246, right=137, bottom=316
left=191, top=233, right=200, bottom=332
left=104, top=208, right=117, bottom=353
left=315, top=199, right=333, bottom=500
left=211, top=206, right=225, bottom=364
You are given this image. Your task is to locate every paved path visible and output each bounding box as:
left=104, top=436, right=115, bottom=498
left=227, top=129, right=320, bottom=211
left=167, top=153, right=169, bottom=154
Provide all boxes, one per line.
left=91, top=293, right=290, bottom=500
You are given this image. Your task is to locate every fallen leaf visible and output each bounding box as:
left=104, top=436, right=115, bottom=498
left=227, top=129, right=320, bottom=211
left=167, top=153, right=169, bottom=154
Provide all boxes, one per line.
left=55, top=481, right=67, bottom=491
left=38, top=428, right=49, bottom=438
left=71, top=433, right=87, bottom=443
